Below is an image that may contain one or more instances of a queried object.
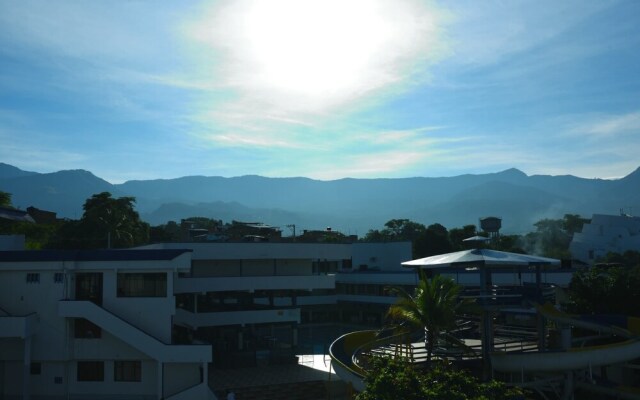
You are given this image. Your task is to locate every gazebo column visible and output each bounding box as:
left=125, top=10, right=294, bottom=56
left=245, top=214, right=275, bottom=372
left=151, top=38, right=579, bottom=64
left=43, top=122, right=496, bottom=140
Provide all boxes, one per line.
left=479, top=267, right=493, bottom=374
left=535, top=265, right=547, bottom=350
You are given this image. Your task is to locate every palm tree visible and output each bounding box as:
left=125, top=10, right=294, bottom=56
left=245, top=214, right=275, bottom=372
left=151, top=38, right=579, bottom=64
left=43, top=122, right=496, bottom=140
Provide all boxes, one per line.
left=386, top=271, right=473, bottom=362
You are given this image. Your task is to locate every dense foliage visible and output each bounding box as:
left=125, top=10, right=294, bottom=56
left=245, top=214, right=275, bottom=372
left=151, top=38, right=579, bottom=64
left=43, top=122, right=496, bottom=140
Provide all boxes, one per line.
left=566, top=264, right=640, bottom=317
left=0, top=190, right=11, bottom=207
left=363, top=215, right=589, bottom=259
left=356, top=357, right=523, bottom=400
left=50, top=192, right=149, bottom=249
left=519, top=214, right=590, bottom=259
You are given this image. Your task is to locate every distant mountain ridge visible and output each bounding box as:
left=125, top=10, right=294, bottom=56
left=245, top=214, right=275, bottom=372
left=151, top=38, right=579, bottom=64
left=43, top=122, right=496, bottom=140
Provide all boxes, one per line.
left=1, top=163, right=638, bottom=234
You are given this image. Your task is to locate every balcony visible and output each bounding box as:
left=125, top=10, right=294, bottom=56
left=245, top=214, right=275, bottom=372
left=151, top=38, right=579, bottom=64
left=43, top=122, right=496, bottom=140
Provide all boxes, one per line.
left=175, top=307, right=300, bottom=328
left=175, top=274, right=335, bottom=294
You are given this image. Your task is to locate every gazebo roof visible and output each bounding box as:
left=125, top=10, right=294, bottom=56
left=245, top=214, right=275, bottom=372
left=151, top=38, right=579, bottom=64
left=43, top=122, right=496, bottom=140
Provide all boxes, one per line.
left=402, top=248, right=560, bottom=270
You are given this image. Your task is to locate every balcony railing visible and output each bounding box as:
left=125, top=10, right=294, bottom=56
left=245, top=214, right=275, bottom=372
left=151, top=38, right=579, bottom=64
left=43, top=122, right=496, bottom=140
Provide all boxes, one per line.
left=175, top=274, right=335, bottom=293
left=175, top=307, right=300, bottom=328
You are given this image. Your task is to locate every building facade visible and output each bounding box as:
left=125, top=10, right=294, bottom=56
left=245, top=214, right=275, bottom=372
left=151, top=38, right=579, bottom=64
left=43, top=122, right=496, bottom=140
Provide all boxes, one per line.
left=570, top=213, right=640, bottom=264
left=0, top=249, right=212, bottom=400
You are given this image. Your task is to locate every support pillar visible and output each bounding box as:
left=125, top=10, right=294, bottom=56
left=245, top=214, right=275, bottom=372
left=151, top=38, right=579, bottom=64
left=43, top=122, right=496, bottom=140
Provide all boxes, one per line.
left=537, top=314, right=546, bottom=351
left=157, top=361, right=163, bottom=400
left=479, top=267, right=494, bottom=377
left=202, top=362, right=208, bottom=386
left=238, top=329, right=244, bottom=351
left=23, top=337, right=31, bottom=400
left=194, top=293, right=198, bottom=313
left=292, top=323, right=298, bottom=347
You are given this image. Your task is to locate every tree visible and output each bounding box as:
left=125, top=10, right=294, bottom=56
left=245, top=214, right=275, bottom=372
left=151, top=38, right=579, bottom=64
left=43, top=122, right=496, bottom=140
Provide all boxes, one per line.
left=81, top=192, right=149, bottom=248
left=566, top=265, right=640, bottom=317
left=448, top=224, right=478, bottom=251
left=520, top=214, right=589, bottom=259
left=51, top=192, right=149, bottom=249
left=0, top=191, right=11, bottom=207
left=414, top=223, right=452, bottom=258
left=386, top=272, right=473, bottom=362
left=562, top=214, right=590, bottom=235
left=149, top=220, right=182, bottom=243
left=356, top=356, right=426, bottom=400
left=356, top=356, right=523, bottom=400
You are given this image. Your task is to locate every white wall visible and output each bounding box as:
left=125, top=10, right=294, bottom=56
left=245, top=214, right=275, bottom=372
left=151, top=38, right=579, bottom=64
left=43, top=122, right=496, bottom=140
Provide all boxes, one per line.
left=101, top=270, right=175, bottom=343
left=163, top=363, right=201, bottom=398
left=570, top=214, right=640, bottom=263
left=68, top=360, right=157, bottom=398
left=0, top=270, right=68, bottom=360
left=351, top=242, right=412, bottom=272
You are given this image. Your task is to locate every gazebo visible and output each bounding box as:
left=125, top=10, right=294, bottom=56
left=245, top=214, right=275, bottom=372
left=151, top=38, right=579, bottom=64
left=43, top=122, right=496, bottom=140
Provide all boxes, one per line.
left=401, top=248, right=560, bottom=371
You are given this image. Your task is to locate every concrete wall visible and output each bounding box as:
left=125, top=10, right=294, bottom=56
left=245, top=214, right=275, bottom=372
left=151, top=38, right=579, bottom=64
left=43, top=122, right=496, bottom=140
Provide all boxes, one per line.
left=351, top=242, right=412, bottom=272
left=68, top=360, right=157, bottom=398
left=163, top=363, right=201, bottom=398
left=0, top=270, right=68, bottom=360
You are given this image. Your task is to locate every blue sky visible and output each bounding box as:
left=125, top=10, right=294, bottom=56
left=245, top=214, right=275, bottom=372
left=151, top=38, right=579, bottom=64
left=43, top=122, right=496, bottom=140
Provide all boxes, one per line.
left=1, top=0, right=639, bottom=183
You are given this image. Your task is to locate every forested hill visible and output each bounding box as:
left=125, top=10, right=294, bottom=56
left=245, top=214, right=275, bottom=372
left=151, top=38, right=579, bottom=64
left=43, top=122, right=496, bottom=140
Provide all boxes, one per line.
left=1, top=162, right=639, bottom=234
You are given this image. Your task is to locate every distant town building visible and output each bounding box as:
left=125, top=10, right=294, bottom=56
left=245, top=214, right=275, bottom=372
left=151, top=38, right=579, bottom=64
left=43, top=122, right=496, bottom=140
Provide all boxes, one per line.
left=26, top=206, right=58, bottom=224
left=570, top=213, right=640, bottom=264
left=0, top=206, right=35, bottom=224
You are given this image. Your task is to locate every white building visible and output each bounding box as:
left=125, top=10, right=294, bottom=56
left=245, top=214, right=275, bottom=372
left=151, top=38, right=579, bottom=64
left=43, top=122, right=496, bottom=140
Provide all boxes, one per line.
left=0, top=249, right=212, bottom=400
left=137, top=241, right=412, bottom=366
left=570, top=213, right=640, bottom=263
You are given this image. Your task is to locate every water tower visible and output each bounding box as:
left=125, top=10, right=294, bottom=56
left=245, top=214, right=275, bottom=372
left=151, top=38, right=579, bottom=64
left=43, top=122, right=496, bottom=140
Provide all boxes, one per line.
left=479, top=216, right=501, bottom=242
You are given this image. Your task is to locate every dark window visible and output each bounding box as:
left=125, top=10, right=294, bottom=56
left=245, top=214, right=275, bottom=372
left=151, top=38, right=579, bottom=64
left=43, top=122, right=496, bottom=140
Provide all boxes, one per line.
left=54, top=273, right=64, bottom=283
left=26, top=273, right=40, bottom=283
left=30, top=362, right=41, bottom=375
left=54, top=376, right=63, bottom=384
left=117, top=273, right=167, bottom=297
left=114, top=361, right=142, bottom=382
left=77, top=361, right=104, bottom=382
left=74, top=318, right=102, bottom=339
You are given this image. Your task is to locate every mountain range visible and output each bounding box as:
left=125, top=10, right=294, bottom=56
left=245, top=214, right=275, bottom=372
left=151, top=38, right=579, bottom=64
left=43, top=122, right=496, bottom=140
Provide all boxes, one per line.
left=1, top=162, right=639, bottom=235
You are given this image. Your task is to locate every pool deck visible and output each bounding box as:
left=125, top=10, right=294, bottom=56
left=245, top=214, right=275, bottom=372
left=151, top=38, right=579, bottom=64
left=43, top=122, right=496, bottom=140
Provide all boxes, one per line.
left=209, top=353, right=344, bottom=392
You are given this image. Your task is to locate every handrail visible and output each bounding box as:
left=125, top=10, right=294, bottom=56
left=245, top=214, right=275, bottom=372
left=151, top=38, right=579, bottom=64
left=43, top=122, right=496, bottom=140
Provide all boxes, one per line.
left=352, top=328, right=416, bottom=373
left=60, top=299, right=171, bottom=345
left=328, top=330, right=378, bottom=378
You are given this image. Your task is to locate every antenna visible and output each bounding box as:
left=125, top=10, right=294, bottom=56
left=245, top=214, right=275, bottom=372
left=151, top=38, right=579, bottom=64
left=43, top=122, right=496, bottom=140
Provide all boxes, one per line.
left=286, top=224, right=296, bottom=242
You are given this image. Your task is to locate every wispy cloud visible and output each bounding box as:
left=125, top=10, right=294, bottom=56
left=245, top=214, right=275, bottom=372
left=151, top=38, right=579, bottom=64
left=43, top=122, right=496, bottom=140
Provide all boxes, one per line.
left=568, top=111, right=640, bottom=138
left=444, top=0, right=613, bottom=67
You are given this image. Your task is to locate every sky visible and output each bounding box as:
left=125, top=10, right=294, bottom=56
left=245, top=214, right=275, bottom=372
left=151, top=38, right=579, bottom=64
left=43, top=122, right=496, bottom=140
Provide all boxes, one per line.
left=0, top=0, right=639, bottom=183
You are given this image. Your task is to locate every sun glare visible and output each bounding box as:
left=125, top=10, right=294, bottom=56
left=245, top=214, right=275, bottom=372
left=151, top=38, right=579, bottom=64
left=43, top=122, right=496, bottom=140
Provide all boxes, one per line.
left=194, top=0, right=442, bottom=112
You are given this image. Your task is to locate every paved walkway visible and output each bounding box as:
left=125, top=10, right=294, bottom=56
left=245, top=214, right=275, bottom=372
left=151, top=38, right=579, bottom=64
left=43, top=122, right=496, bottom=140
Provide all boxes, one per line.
left=209, top=354, right=339, bottom=391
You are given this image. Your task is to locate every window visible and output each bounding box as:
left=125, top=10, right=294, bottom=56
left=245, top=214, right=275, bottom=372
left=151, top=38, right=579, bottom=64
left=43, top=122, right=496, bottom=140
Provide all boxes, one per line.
left=117, top=273, right=167, bottom=297
left=30, top=362, right=41, bottom=375
left=74, top=318, right=102, bottom=339
left=114, top=361, right=142, bottom=382
left=54, top=272, right=64, bottom=283
left=26, top=273, right=40, bottom=283
left=77, top=361, right=104, bottom=382
left=54, top=376, right=63, bottom=384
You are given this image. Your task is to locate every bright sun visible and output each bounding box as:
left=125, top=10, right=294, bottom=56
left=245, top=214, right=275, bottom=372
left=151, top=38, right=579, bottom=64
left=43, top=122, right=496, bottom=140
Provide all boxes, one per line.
left=194, top=0, right=441, bottom=111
